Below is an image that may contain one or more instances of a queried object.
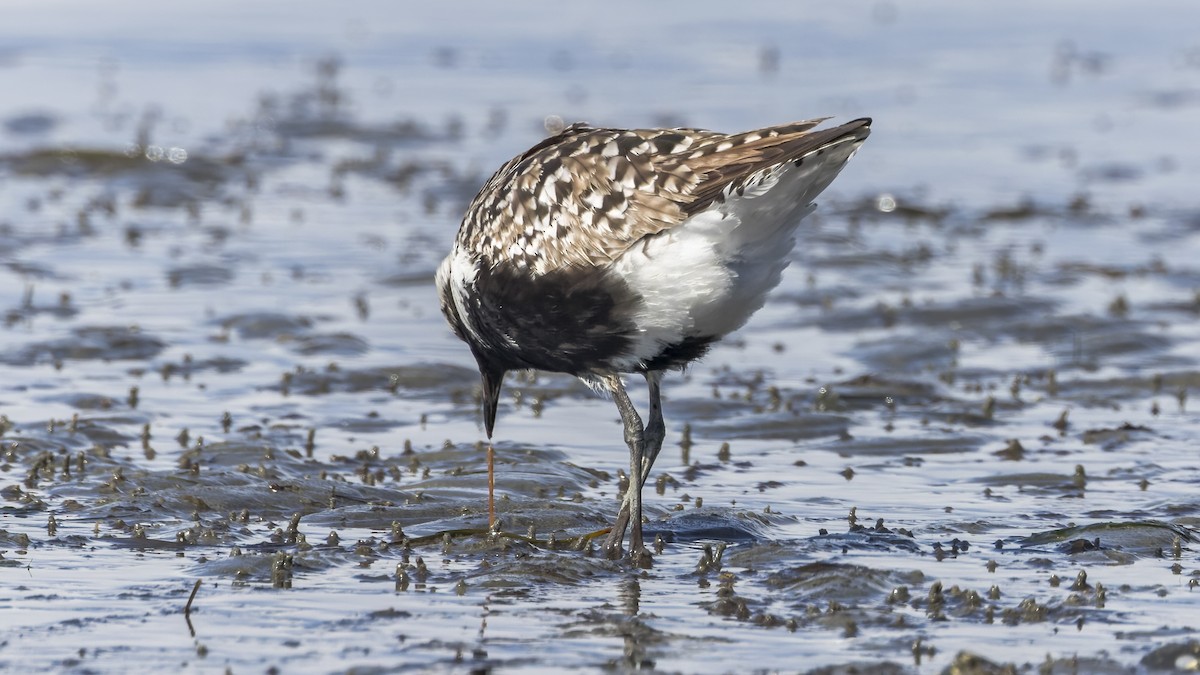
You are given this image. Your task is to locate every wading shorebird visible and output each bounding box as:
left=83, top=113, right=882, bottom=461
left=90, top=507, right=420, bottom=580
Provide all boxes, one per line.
left=437, top=116, right=871, bottom=559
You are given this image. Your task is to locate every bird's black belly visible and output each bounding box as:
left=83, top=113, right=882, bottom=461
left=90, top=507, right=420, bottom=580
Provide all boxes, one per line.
left=640, top=334, right=717, bottom=371
left=467, top=260, right=639, bottom=375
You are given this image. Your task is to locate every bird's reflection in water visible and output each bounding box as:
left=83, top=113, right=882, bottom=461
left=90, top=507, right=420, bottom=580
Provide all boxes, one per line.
left=617, top=576, right=655, bottom=670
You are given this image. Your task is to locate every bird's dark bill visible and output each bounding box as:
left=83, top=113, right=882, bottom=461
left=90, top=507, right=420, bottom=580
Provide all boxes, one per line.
left=479, top=365, right=505, bottom=439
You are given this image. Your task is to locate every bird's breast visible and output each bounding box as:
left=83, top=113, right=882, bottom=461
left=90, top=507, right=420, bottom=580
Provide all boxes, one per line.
left=442, top=249, right=642, bottom=375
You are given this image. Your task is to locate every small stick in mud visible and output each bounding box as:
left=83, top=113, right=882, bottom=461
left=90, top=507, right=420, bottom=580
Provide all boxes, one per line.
left=184, top=579, right=201, bottom=615
left=183, top=579, right=202, bottom=638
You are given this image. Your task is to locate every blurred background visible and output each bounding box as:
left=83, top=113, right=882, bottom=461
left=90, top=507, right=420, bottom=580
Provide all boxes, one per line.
left=3, top=1, right=1200, bottom=673
left=5, top=0, right=1199, bottom=208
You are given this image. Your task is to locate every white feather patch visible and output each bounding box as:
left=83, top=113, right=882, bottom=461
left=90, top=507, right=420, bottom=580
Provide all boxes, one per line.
left=607, top=138, right=863, bottom=369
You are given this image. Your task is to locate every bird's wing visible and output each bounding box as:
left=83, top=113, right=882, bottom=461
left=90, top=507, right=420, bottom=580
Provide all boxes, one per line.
left=457, top=118, right=868, bottom=274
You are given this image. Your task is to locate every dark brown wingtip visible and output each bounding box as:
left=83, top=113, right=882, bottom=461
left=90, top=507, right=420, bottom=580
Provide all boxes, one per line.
left=841, top=117, right=872, bottom=139
left=479, top=364, right=505, bottom=440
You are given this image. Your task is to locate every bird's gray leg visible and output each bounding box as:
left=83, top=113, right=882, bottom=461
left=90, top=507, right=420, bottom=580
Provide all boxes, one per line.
left=604, top=378, right=646, bottom=557
left=610, top=372, right=665, bottom=549
left=642, top=372, right=666, bottom=472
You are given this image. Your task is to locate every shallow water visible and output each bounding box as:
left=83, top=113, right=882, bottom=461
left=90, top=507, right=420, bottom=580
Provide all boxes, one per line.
left=3, top=1, right=1200, bottom=673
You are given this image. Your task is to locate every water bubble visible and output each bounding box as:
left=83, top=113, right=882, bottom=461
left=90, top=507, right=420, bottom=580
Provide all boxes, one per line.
left=876, top=193, right=897, bottom=213
left=168, top=147, right=188, bottom=164
left=144, top=145, right=165, bottom=162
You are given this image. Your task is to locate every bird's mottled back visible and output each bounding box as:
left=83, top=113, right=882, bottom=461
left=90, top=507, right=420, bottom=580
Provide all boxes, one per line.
left=456, top=118, right=859, bottom=275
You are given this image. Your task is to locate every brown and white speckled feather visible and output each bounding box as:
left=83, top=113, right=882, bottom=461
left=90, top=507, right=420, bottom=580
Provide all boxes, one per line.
left=456, top=118, right=856, bottom=275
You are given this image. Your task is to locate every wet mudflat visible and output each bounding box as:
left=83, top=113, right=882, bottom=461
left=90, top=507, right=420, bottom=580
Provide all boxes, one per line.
left=3, top=1, right=1200, bottom=673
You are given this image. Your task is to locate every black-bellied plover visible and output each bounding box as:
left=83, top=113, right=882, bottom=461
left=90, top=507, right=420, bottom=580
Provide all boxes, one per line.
left=437, top=117, right=871, bottom=559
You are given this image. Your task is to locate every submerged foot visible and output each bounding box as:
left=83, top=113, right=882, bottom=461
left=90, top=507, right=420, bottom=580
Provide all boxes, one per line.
left=603, top=517, right=654, bottom=566
left=629, top=545, right=653, bottom=569
left=603, top=535, right=624, bottom=560
left=603, top=538, right=653, bottom=567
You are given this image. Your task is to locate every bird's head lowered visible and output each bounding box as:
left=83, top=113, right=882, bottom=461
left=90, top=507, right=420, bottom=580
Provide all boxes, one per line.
left=436, top=250, right=508, bottom=440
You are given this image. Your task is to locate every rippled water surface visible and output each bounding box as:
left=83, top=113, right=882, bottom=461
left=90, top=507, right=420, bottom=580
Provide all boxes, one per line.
left=3, top=1, right=1200, bottom=673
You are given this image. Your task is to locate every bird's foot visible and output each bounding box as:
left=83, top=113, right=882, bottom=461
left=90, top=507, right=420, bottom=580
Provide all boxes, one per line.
left=603, top=542, right=623, bottom=560
left=602, top=536, right=654, bottom=567
left=629, top=545, right=654, bottom=569
left=602, top=532, right=624, bottom=560
left=601, top=536, right=654, bottom=567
